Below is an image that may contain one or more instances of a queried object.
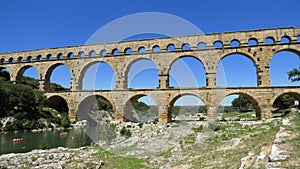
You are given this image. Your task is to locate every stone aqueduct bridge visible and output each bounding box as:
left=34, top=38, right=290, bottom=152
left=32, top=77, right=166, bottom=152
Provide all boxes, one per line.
left=1, top=27, right=300, bottom=123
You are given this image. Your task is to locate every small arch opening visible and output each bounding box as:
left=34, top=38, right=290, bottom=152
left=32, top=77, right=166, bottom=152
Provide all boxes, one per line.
left=112, top=48, right=119, bottom=56
left=18, top=56, right=23, bottom=62
left=79, top=51, right=85, bottom=58
left=37, top=55, right=42, bottom=61
left=281, top=36, right=291, bottom=43
left=167, top=44, right=176, bottom=51
left=297, top=35, right=300, bottom=42
left=138, top=46, right=146, bottom=53
left=89, top=50, right=96, bottom=57
left=213, top=41, right=223, bottom=49
left=182, top=43, right=191, bottom=51
left=9, top=57, right=14, bottom=63
left=57, top=53, right=64, bottom=60
left=265, top=37, right=275, bottom=44
left=26, top=56, right=32, bottom=62
left=125, top=47, right=132, bottom=55
left=67, top=52, right=74, bottom=59
left=47, top=54, right=53, bottom=60
left=230, top=39, right=240, bottom=47
left=1, top=58, right=5, bottom=64
left=248, top=38, right=258, bottom=46
left=152, top=45, right=160, bottom=52
left=197, top=42, right=206, bottom=49
left=100, top=49, right=107, bottom=57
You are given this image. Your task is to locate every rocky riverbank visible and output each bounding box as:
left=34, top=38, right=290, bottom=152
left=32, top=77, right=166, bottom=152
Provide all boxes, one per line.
left=1, top=112, right=299, bottom=169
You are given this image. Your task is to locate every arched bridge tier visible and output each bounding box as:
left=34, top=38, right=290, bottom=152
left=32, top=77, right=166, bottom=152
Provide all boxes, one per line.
left=1, top=27, right=300, bottom=123
left=45, top=86, right=300, bottom=123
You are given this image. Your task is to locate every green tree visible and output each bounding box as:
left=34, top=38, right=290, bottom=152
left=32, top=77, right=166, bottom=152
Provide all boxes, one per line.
left=97, top=96, right=112, bottom=111
left=231, top=96, right=252, bottom=112
left=273, top=94, right=295, bottom=110
left=288, top=68, right=300, bottom=82
left=134, top=101, right=150, bottom=112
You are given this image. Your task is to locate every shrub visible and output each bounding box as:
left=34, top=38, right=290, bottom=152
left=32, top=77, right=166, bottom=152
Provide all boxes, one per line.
left=38, top=143, right=50, bottom=150
left=120, top=127, right=132, bottom=138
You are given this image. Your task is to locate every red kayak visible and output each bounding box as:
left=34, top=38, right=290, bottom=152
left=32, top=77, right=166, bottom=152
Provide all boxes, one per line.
left=59, top=132, right=68, bottom=136
left=12, top=138, right=23, bottom=142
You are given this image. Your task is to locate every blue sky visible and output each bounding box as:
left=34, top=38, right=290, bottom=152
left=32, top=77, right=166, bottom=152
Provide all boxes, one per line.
left=1, top=0, right=300, bottom=106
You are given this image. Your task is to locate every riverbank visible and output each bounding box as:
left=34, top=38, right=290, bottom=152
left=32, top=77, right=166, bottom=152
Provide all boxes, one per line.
left=1, top=112, right=299, bottom=168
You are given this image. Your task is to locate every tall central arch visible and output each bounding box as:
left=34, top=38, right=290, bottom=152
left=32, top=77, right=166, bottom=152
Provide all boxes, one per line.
left=217, top=53, right=258, bottom=87
left=169, top=55, right=206, bottom=87
left=126, top=58, right=159, bottom=89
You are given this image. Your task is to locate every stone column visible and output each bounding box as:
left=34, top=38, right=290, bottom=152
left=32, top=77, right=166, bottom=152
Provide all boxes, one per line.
left=206, top=105, right=218, bottom=122
left=116, top=76, right=127, bottom=90
left=158, top=104, right=171, bottom=123
left=38, top=79, right=46, bottom=91
left=114, top=105, right=127, bottom=122
left=257, top=66, right=271, bottom=87
left=206, top=73, right=216, bottom=88
left=159, top=74, right=169, bottom=89
left=259, top=104, right=272, bottom=119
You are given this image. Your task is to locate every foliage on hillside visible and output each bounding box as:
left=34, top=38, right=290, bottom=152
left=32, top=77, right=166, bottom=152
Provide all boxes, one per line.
left=0, top=75, right=70, bottom=131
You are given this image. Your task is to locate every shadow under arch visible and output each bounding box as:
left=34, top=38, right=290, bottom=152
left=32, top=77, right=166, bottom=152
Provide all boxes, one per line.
left=78, top=61, right=116, bottom=90
left=168, top=55, right=206, bottom=87
left=0, top=67, right=10, bottom=81
left=45, top=95, right=69, bottom=114
left=77, top=95, right=115, bottom=126
left=217, top=92, right=261, bottom=119
left=169, top=93, right=206, bottom=122
left=217, top=53, right=258, bottom=87
left=125, top=58, right=159, bottom=88
left=44, top=63, right=71, bottom=91
left=124, top=94, right=158, bottom=123
left=271, top=92, right=300, bottom=107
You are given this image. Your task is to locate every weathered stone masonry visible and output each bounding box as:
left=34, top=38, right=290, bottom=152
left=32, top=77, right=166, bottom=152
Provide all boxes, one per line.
left=1, top=27, right=300, bottom=123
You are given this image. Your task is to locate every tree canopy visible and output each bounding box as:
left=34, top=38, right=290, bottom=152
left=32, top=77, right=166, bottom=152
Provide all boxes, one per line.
left=231, top=95, right=252, bottom=112
left=288, top=68, right=300, bottom=82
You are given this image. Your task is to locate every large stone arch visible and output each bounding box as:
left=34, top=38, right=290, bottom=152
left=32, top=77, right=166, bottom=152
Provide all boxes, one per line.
left=44, top=62, right=71, bottom=91
left=270, top=91, right=300, bottom=106
left=216, top=52, right=259, bottom=86
left=45, top=95, right=69, bottom=114
left=167, top=54, right=207, bottom=73
left=0, top=67, right=11, bottom=81
left=15, top=65, right=39, bottom=82
left=77, top=60, right=116, bottom=90
left=168, top=55, right=207, bottom=87
left=217, top=91, right=261, bottom=118
left=124, top=57, right=159, bottom=88
left=123, top=93, right=158, bottom=122
left=169, top=92, right=207, bottom=107
left=76, top=94, right=116, bottom=125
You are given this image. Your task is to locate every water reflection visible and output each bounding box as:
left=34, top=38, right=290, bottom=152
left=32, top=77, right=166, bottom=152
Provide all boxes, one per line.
left=0, top=129, right=92, bottom=154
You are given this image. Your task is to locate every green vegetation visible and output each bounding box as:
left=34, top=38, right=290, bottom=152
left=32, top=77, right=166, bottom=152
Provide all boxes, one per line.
left=273, top=94, right=296, bottom=110
left=0, top=73, right=71, bottom=131
left=231, top=95, right=252, bottom=112
left=89, top=147, right=147, bottom=169
left=120, top=127, right=132, bottom=138
left=288, top=68, right=300, bottom=82
left=38, top=142, right=50, bottom=150
left=134, top=101, right=150, bottom=112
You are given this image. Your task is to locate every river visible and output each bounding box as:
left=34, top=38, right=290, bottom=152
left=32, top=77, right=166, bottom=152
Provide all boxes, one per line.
left=0, top=129, right=92, bottom=155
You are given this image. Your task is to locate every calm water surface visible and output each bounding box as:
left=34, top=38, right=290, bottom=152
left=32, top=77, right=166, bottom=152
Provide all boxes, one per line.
left=0, top=129, right=92, bottom=155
